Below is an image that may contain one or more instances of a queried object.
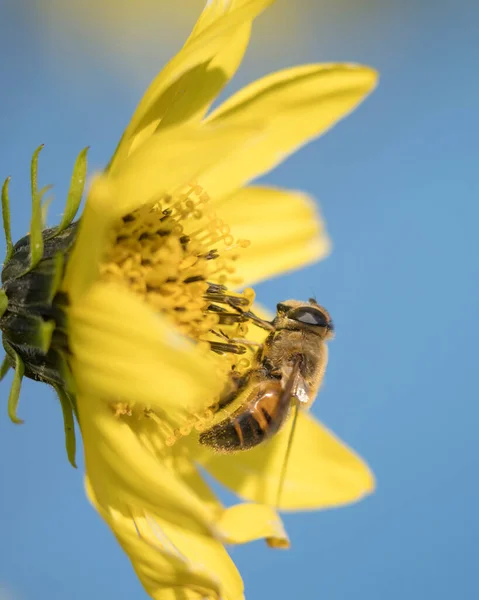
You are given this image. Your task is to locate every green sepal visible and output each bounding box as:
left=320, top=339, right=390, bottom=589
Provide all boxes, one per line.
left=1, top=312, right=55, bottom=353
left=0, top=289, right=7, bottom=318
left=0, top=354, right=10, bottom=380
left=56, top=349, right=77, bottom=396
left=27, top=144, right=45, bottom=274
left=38, top=184, right=53, bottom=198
left=8, top=350, right=24, bottom=424
left=54, top=384, right=77, bottom=468
left=1, top=177, right=13, bottom=264
left=0, top=223, right=77, bottom=392
left=2, top=230, right=72, bottom=310
left=37, top=184, right=53, bottom=231
left=2, top=330, right=72, bottom=392
left=38, top=319, right=55, bottom=354
left=41, top=194, right=54, bottom=229
left=0, top=147, right=84, bottom=422
left=45, top=147, right=88, bottom=241
left=48, top=252, right=65, bottom=303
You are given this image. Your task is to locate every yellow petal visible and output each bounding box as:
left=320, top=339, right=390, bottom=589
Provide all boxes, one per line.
left=188, top=0, right=264, bottom=37
left=174, top=442, right=289, bottom=547
left=200, top=64, right=378, bottom=199
left=157, top=0, right=255, bottom=131
left=215, top=185, right=330, bottom=287
left=67, top=122, right=268, bottom=301
left=173, top=453, right=224, bottom=519
left=199, top=411, right=375, bottom=510
left=108, top=121, right=264, bottom=219
left=110, top=0, right=275, bottom=169
left=69, top=281, right=222, bottom=427
left=86, top=477, right=244, bottom=600
left=62, top=176, right=112, bottom=303
left=215, top=503, right=289, bottom=548
left=80, top=394, right=217, bottom=534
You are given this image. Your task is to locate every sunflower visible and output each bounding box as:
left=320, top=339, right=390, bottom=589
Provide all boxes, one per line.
left=0, top=1, right=377, bottom=599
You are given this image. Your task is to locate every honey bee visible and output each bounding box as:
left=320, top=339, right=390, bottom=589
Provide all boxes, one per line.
left=199, top=298, right=334, bottom=452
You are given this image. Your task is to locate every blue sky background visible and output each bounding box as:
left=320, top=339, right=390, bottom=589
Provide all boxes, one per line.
left=1, top=1, right=478, bottom=599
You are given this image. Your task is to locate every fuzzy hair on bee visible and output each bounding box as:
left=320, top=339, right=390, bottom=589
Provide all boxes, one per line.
left=200, top=298, right=334, bottom=453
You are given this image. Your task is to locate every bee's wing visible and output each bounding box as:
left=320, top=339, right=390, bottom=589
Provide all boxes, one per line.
left=280, top=355, right=302, bottom=404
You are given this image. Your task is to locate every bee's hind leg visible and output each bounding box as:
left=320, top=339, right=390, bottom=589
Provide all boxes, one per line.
left=215, top=370, right=253, bottom=411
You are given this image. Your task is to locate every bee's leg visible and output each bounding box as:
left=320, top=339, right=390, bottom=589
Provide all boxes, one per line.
left=216, top=370, right=253, bottom=411
left=207, top=303, right=249, bottom=327
left=208, top=330, right=261, bottom=353
left=224, top=299, right=275, bottom=332
left=208, top=340, right=248, bottom=355
left=225, top=338, right=262, bottom=348
left=204, top=282, right=273, bottom=331
left=242, top=310, right=275, bottom=332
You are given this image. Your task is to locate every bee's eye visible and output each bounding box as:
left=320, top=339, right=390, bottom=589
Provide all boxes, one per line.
left=276, top=302, right=289, bottom=314
left=289, top=307, right=330, bottom=327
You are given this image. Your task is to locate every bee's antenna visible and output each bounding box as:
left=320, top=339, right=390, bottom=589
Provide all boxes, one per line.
left=275, top=396, right=300, bottom=511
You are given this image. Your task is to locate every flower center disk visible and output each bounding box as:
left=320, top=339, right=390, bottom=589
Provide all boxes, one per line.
left=101, top=182, right=252, bottom=341
left=100, top=182, right=257, bottom=442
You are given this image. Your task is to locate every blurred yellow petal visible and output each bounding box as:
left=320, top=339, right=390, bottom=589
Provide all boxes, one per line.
left=69, top=281, right=222, bottom=426
left=173, top=455, right=224, bottom=518
left=188, top=0, right=260, bottom=38
left=200, top=64, right=377, bottom=199
left=158, top=0, right=257, bottom=129
left=216, top=503, right=289, bottom=547
left=35, top=0, right=382, bottom=78
left=62, top=177, right=112, bottom=302
left=86, top=478, right=244, bottom=600
left=175, top=444, right=289, bottom=547
left=215, top=186, right=330, bottom=287
left=80, top=395, right=216, bottom=533
left=111, top=0, right=275, bottom=168
left=199, top=411, right=375, bottom=510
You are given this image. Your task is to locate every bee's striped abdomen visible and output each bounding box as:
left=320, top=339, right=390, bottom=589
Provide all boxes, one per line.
left=199, top=380, right=291, bottom=452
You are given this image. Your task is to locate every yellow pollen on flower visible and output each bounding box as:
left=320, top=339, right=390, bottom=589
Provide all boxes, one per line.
left=112, top=402, right=133, bottom=417
left=101, top=181, right=252, bottom=336
left=100, top=182, right=258, bottom=444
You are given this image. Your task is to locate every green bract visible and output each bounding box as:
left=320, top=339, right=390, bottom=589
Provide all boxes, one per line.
left=0, top=146, right=88, bottom=467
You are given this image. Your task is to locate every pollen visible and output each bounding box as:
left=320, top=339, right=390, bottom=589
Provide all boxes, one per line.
left=101, top=181, right=252, bottom=342
left=101, top=182, right=258, bottom=443
left=111, top=402, right=133, bottom=417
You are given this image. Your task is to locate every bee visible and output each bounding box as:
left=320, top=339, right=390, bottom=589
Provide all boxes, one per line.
left=199, top=298, right=334, bottom=453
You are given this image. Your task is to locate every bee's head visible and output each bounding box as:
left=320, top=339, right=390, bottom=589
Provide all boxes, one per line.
left=275, top=298, right=334, bottom=339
